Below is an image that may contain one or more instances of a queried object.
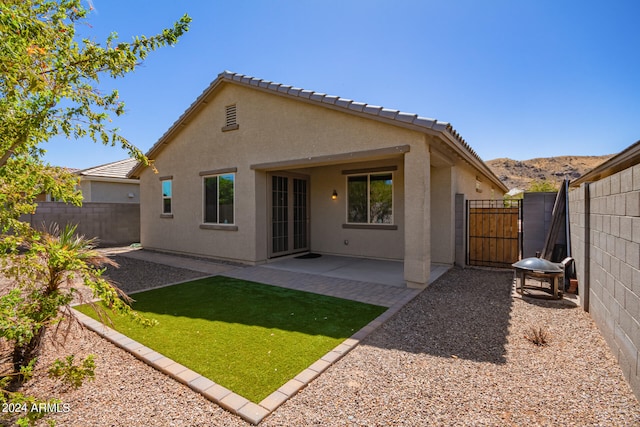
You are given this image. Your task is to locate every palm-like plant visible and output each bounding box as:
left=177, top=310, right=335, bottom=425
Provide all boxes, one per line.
left=37, top=224, right=117, bottom=295
left=1, top=223, right=144, bottom=383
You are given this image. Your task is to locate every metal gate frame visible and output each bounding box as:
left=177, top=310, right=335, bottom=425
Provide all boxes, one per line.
left=466, top=199, right=522, bottom=268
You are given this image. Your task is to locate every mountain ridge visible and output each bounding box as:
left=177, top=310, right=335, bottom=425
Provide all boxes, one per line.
left=486, top=154, right=614, bottom=191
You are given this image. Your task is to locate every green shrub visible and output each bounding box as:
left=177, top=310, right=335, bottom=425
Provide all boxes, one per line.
left=48, top=355, right=96, bottom=389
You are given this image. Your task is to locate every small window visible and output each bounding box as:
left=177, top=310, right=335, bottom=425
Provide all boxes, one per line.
left=347, top=173, right=393, bottom=224
left=222, top=104, right=239, bottom=131
left=161, top=179, right=172, bottom=214
left=204, top=173, right=235, bottom=224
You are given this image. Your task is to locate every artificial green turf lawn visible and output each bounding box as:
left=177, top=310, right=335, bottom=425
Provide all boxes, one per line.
left=76, top=276, right=387, bottom=403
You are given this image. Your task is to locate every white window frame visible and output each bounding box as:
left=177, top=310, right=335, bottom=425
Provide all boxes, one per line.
left=202, top=173, right=236, bottom=225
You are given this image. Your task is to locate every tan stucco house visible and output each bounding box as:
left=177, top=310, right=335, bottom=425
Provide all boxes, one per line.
left=129, top=71, right=507, bottom=288
left=36, top=158, right=139, bottom=203
left=77, top=158, right=139, bottom=203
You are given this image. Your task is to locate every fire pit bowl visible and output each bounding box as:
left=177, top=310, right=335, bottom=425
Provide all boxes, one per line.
left=512, top=257, right=565, bottom=299
left=512, top=257, right=563, bottom=273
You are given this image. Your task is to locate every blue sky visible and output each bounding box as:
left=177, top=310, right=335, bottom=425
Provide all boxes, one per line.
left=42, top=0, right=640, bottom=169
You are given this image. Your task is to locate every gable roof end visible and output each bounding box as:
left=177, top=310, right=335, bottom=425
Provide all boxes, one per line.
left=129, top=71, right=507, bottom=192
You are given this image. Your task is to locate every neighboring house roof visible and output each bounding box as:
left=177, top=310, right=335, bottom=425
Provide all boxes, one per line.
left=570, top=140, right=640, bottom=187
left=79, top=158, right=139, bottom=181
left=506, top=188, right=524, bottom=197
left=129, top=71, right=507, bottom=192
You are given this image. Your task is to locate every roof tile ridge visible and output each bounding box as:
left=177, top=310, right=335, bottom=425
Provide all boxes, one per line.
left=298, top=89, right=314, bottom=99
left=395, top=111, right=418, bottom=123
left=218, top=70, right=488, bottom=170
left=321, top=95, right=339, bottom=105
left=347, top=101, right=366, bottom=112
left=309, top=92, right=326, bottom=102
left=78, top=158, right=134, bottom=175
left=443, top=124, right=481, bottom=161
left=413, top=116, right=437, bottom=128
left=379, top=108, right=399, bottom=120
left=362, top=105, right=383, bottom=117
left=334, top=98, right=353, bottom=108
left=220, top=70, right=235, bottom=80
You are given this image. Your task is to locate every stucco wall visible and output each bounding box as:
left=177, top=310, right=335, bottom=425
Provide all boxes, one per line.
left=454, top=161, right=501, bottom=200
left=308, top=159, right=404, bottom=260
left=79, top=180, right=140, bottom=203
left=139, top=83, right=425, bottom=263
left=451, top=161, right=507, bottom=268
left=569, top=165, right=640, bottom=399
left=138, top=82, right=504, bottom=277
left=431, top=165, right=453, bottom=264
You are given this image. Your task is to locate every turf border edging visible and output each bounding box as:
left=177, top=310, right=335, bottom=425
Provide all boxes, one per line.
left=70, top=288, right=419, bottom=425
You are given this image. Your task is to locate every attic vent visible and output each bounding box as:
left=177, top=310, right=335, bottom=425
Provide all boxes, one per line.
left=222, top=104, right=239, bottom=131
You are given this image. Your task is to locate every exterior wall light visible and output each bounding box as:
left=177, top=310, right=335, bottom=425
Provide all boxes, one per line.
left=332, top=189, right=338, bottom=200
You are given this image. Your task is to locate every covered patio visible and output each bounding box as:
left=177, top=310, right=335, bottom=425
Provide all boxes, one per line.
left=263, top=254, right=451, bottom=288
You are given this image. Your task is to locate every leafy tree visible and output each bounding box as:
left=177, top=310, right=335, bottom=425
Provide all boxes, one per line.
left=528, top=179, right=558, bottom=192
left=0, top=1, right=190, bottom=424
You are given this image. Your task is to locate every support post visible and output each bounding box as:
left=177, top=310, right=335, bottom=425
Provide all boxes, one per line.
left=403, top=143, right=431, bottom=288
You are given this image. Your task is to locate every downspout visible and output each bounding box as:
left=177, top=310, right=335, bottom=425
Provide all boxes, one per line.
left=582, top=182, right=590, bottom=312
left=565, top=179, right=571, bottom=258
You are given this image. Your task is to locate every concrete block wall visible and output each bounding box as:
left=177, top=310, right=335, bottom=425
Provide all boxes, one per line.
left=23, top=202, right=140, bottom=246
left=568, top=184, right=589, bottom=309
left=569, top=164, right=640, bottom=399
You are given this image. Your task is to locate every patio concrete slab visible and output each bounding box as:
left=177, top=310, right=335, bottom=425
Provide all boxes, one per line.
left=225, top=265, right=416, bottom=307
left=263, top=255, right=405, bottom=287
left=109, top=248, right=451, bottom=297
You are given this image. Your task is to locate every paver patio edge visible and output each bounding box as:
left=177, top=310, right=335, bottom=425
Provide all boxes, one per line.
left=70, top=282, right=424, bottom=424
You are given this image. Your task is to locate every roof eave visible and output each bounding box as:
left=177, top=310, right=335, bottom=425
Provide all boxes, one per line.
left=220, top=74, right=508, bottom=193
left=80, top=175, right=139, bottom=184
left=570, top=140, right=640, bottom=187
left=438, top=131, right=509, bottom=193
left=129, top=71, right=507, bottom=192
left=128, top=75, right=228, bottom=178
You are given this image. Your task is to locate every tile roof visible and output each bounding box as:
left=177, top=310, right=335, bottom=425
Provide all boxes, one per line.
left=78, top=158, right=139, bottom=179
left=132, top=71, right=506, bottom=192
left=219, top=71, right=482, bottom=162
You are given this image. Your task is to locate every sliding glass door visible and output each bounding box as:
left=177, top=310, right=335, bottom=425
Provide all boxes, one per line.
left=270, top=174, right=309, bottom=257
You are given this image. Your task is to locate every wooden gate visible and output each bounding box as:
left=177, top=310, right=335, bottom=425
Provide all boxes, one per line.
left=467, top=199, right=522, bottom=267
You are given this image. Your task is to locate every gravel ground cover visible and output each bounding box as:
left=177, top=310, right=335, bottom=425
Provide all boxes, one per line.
left=4, top=257, right=640, bottom=426
left=102, top=255, right=209, bottom=294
